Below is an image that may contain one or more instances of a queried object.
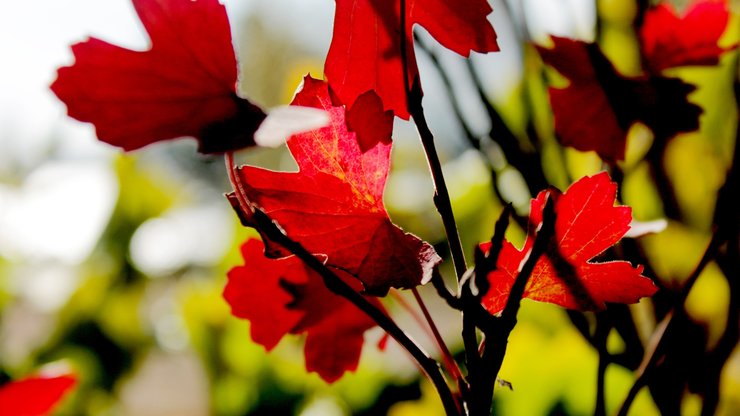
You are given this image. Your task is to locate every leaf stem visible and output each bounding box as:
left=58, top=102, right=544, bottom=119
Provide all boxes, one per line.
left=390, top=289, right=436, bottom=341
left=225, top=152, right=252, bottom=221
left=409, top=96, right=468, bottom=281
left=224, top=152, right=461, bottom=416
left=411, top=288, right=467, bottom=391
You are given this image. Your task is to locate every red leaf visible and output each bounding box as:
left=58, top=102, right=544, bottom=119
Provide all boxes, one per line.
left=235, top=76, right=440, bottom=295
left=224, top=239, right=380, bottom=382
left=325, top=0, right=499, bottom=119
left=0, top=374, right=77, bottom=416
left=537, top=37, right=702, bottom=161
left=641, top=0, right=737, bottom=73
left=51, top=0, right=266, bottom=154
left=345, top=90, right=394, bottom=152
left=224, top=240, right=303, bottom=350
left=482, top=172, right=657, bottom=314
left=537, top=38, right=626, bottom=161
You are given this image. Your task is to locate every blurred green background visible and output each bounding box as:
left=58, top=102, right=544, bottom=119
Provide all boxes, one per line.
left=1, top=0, right=739, bottom=414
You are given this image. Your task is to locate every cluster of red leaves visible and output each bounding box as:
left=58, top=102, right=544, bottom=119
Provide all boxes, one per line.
left=50, top=0, right=661, bottom=385
left=232, top=76, right=441, bottom=296
left=482, top=172, right=657, bottom=314
left=0, top=374, right=77, bottom=416
left=218, top=0, right=499, bottom=380
left=224, top=76, right=439, bottom=380
left=539, top=0, right=736, bottom=161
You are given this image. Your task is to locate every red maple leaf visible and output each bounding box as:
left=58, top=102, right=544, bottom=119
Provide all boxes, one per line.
left=325, top=0, right=499, bottom=119
left=641, top=0, right=737, bottom=73
left=482, top=172, right=657, bottom=314
left=224, top=239, right=381, bottom=382
left=537, top=36, right=702, bottom=161
left=0, top=374, right=77, bottom=416
left=51, top=0, right=265, bottom=154
left=232, top=76, right=440, bottom=295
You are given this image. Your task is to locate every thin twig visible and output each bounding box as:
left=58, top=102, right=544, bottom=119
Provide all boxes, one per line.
left=593, top=315, right=611, bottom=416
left=412, top=288, right=468, bottom=397
left=408, top=94, right=469, bottom=282
left=413, top=36, right=517, bottom=225
left=500, top=197, right=555, bottom=323
left=390, top=288, right=465, bottom=393
left=390, top=290, right=439, bottom=346
left=431, top=268, right=462, bottom=310
left=459, top=205, right=513, bottom=415
left=412, top=34, right=479, bottom=147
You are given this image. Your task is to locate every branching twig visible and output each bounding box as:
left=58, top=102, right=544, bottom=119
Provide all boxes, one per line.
left=459, top=204, right=513, bottom=415
left=465, top=197, right=556, bottom=415
left=407, top=83, right=469, bottom=281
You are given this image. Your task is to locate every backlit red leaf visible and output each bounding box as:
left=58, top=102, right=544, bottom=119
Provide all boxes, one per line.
left=537, top=37, right=702, bottom=161
left=537, top=38, right=626, bottom=161
left=325, top=0, right=499, bottom=119
left=0, top=374, right=77, bottom=416
left=482, top=172, right=657, bottom=314
left=641, top=0, right=736, bottom=73
left=224, top=239, right=380, bottom=382
left=234, top=76, right=440, bottom=295
left=51, top=0, right=266, bottom=154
